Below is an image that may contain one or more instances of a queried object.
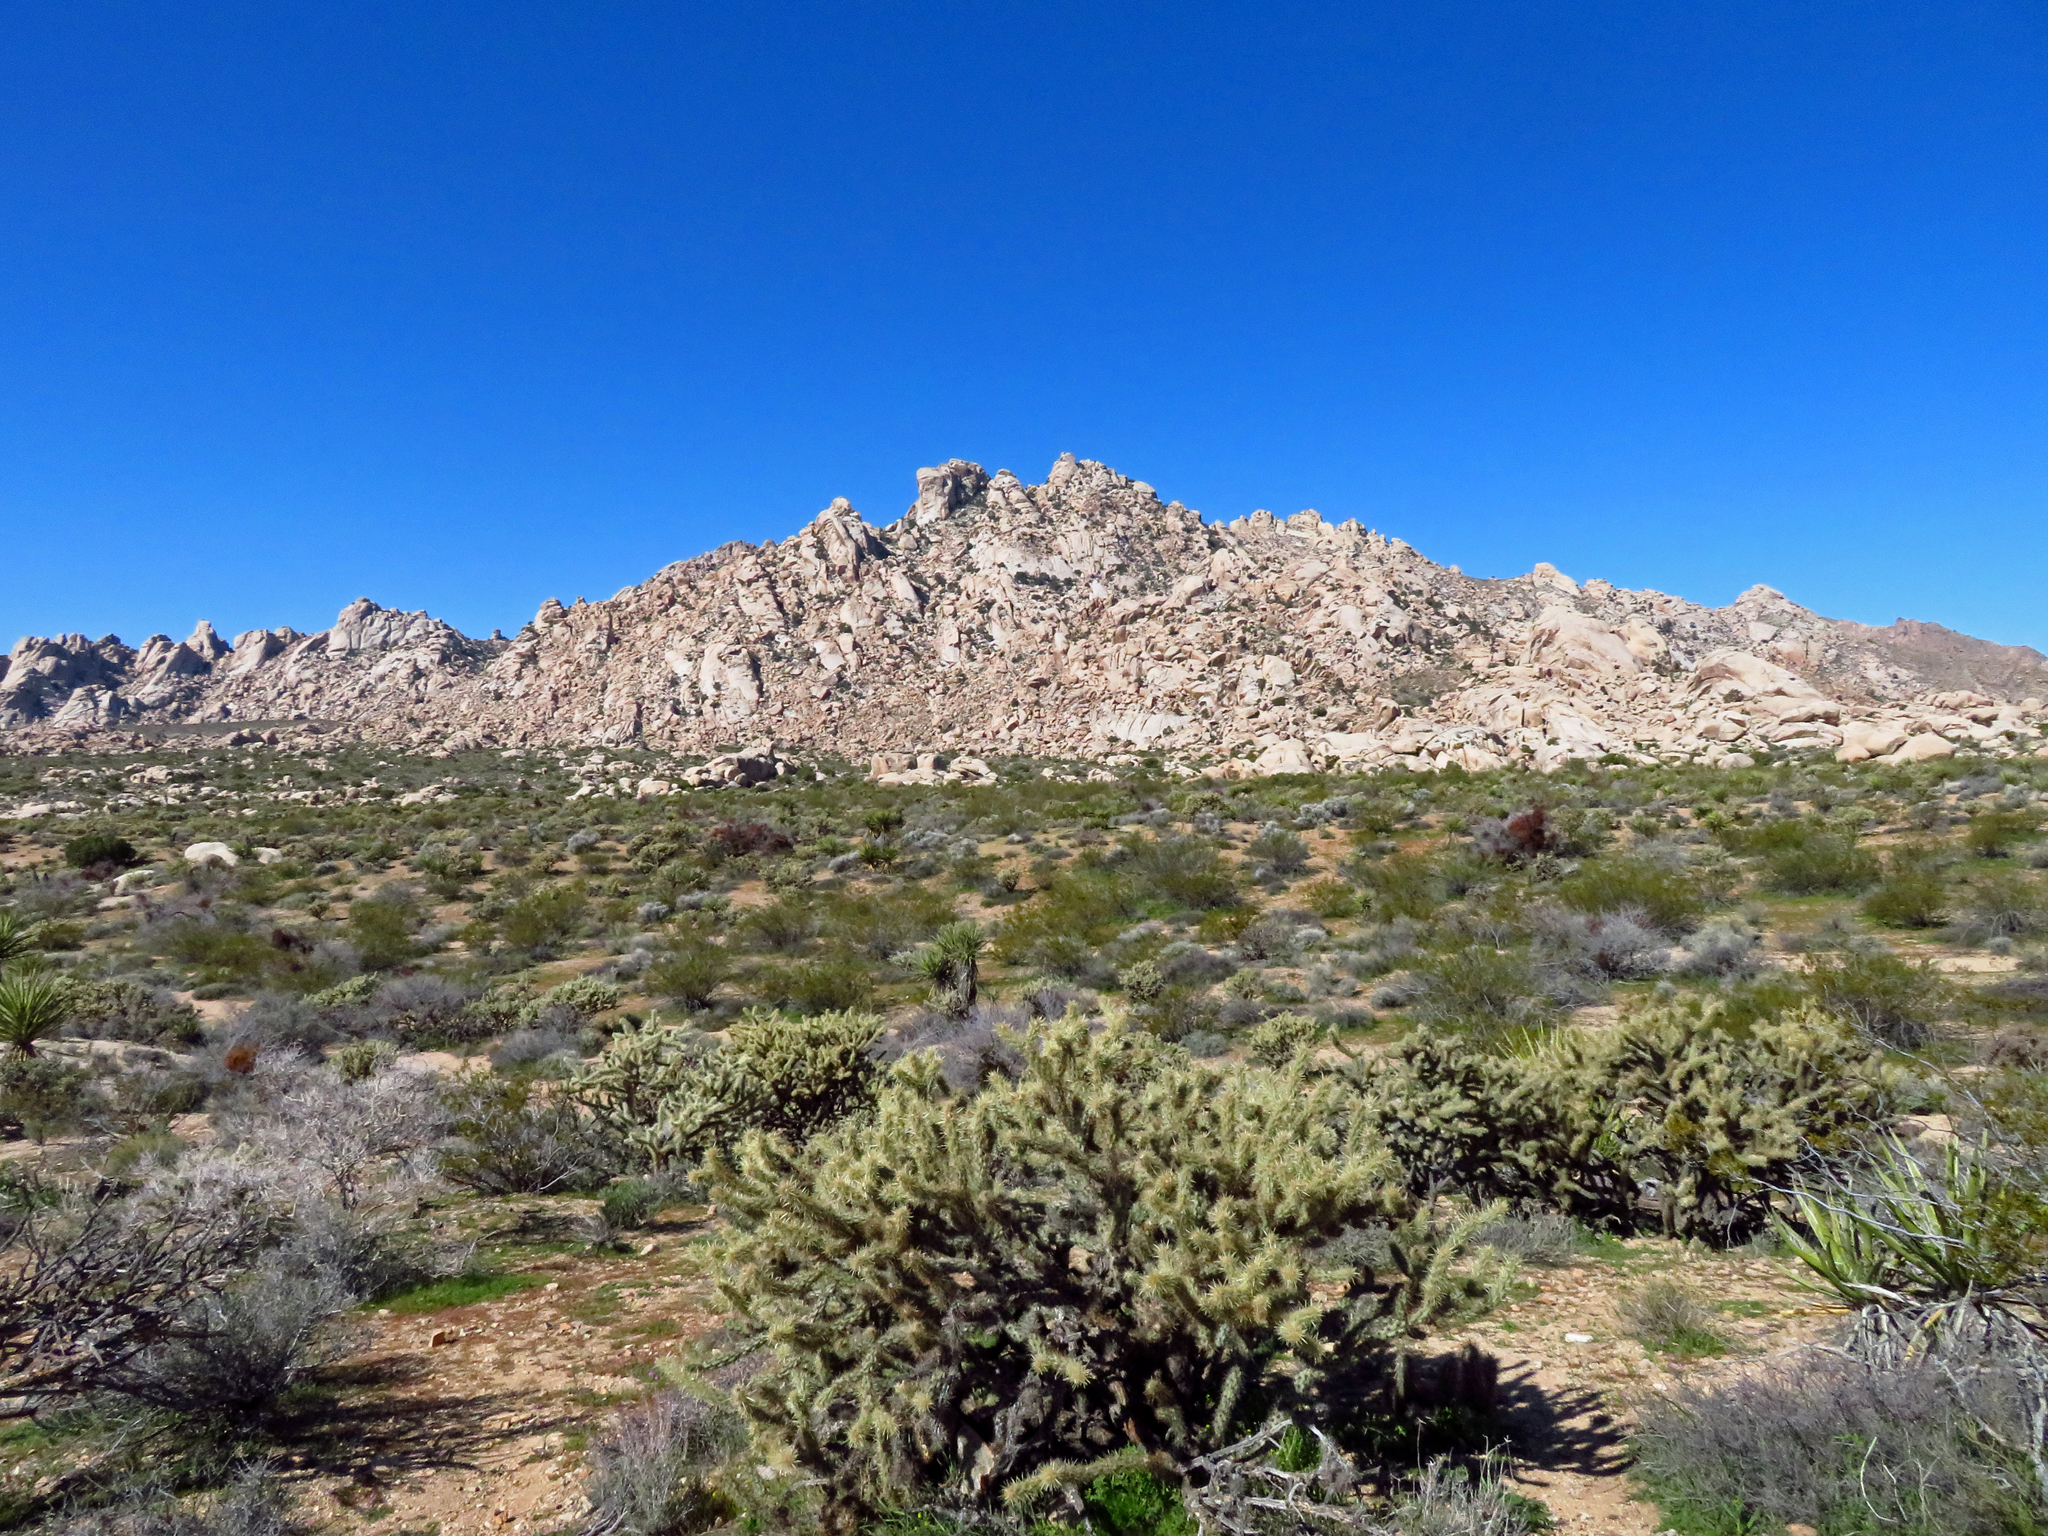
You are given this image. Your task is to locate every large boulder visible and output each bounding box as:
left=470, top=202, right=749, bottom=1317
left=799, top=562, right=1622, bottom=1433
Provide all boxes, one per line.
left=183, top=841, right=239, bottom=868
left=1686, top=648, right=1824, bottom=702
left=1526, top=607, right=1639, bottom=677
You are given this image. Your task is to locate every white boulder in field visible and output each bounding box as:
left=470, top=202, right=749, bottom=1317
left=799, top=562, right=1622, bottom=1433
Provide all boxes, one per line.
left=183, top=841, right=239, bottom=868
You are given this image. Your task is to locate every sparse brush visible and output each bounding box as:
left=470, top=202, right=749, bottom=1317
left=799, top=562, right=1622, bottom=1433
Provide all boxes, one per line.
left=1619, top=1278, right=1729, bottom=1358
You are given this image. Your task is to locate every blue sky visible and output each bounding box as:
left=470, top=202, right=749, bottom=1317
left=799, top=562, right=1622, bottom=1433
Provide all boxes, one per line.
left=3, top=2, right=2044, bottom=651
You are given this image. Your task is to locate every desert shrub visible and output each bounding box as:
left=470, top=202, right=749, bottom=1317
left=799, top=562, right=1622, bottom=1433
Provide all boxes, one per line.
left=489, top=1026, right=583, bottom=1075
left=439, top=1071, right=614, bottom=1195
left=584, top=1387, right=745, bottom=1536
left=1669, top=920, right=1761, bottom=979
left=1763, top=832, right=1880, bottom=894
left=1953, top=866, right=2048, bottom=941
left=101, top=1252, right=360, bottom=1417
left=346, top=886, right=424, bottom=971
left=64, top=830, right=141, bottom=870
left=1245, top=824, right=1311, bottom=876
left=49, top=1462, right=302, bottom=1536
left=1122, top=833, right=1240, bottom=908
left=1965, top=808, right=2039, bottom=858
left=1352, top=852, right=1443, bottom=920
left=822, top=887, right=955, bottom=960
left=332, top=1039, right=399, bottom=1082
left=739, top=897, right=818, bottom=954
left=414, top=841, right=485, bottom=899
left=365, top=974, right=487, bottom=1050
left=989, top=868, right=1142, bottom=977
left=1619, top=1278, right=1728, bottom=1358
left=1531, top=907, right=1669, bottom=980
left=1557, top=855, right=1704, bottom=934
left=644, top=940, right=732, bottom=1011
left=1802, top=950, right=1952, bottom=1049
left=758, top=951, right=877, bottom=1015
left=1405, top=947, right=1558, bottom=1041
left=0, top=1055, right=96, bottom=1142
left=0, top=1156, right=278, bottom=1409
left=57, top=977, right=203, bottom=1047
left=1469, top=1211, right=1588, bottom=1268
left=705, top=821, right=794, bottom=861
left=541, top=975, right=625, bottom=1020
left=1634, top=1352, right=2048, bottom=1536
left=1298, top=877, right=1361, bottom=920
left=598, top=1174, right=694, bottom=1233
left=572, top=1008, right=881, bottom=1169
left=1469, top=806, right=1553, bottom=865
left=500, top=883, right=589, bottom=955
left=1863, top=851, right=1951, bottom=928
left=704, top=1015, right=1507, bottom=1523
left=239, top=1065, right=447, bottom=1209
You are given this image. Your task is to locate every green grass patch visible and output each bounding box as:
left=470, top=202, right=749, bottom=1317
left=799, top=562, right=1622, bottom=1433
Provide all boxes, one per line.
left=377, top=1270, right=547, bottom=1313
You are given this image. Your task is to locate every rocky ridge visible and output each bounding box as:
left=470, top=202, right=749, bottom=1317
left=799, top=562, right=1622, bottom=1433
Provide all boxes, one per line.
left=6, top=455, right=2047, bottom=775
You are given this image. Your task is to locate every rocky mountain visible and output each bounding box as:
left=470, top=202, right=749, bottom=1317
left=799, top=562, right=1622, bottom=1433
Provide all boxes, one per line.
left=6, top=455, right=2046, bottom=774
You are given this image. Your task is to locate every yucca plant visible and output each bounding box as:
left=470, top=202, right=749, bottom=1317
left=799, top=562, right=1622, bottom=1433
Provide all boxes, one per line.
left=0, top=911, right=32, bottom=968
left=1777, top=1136, right=2047, bottom=1358
left=0, top=972, right=70, bottom=1057
left=901, top=920, right=984, bottom=1018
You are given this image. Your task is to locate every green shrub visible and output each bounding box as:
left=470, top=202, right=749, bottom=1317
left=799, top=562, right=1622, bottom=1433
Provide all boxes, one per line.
left=1803, top=951, right=1952, bottom=1048
left=1619, top=1278, right=1729, bottom=1358
left=1406, top=946, right=1557, bottom=1041
left=501, top=883, right=589, bottom=954
left=1557, top=855, right=1704, bottom=933
left=758, top=951, right=876, bottom=1015
left=1764, top=832, right=1881, bottom=894
left=1244, top=825, right=1311, bottom=876
left=57, top=977, right=203, bottom=1046
left=1965, top=808, right=2039, bottom=858
left=62, top=831, right=140, bottom=870
left=348, top=887, right=423, bottom=971
left=1121, top=833, right=1240, bottom=909
left=0, top=1056, right=94, bottom=1142
left=644, top=940, right=732, bottom=1011
left=438, top=1071, right=614, bottom=1195
left=1298, top=877, right=1361, bottom=920
left=1353, top=852, right=1442, bottom=920
left=1863, top=846, right=1950, bottom=928
left=740, top=897, right=818, bottom=954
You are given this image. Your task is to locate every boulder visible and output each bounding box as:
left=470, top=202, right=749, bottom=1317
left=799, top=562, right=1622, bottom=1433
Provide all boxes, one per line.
left=184, top=841, right=239, bottom=868
left=1880, top=733, right=1955, bottom=764
left=1835, top=721, right=1910, bottom=763
left=1686, top=648, right=1824, bottom=702
left=1252, top=739, right=1318, bottom=775
left=1526, top=607, right=1638, bottom=677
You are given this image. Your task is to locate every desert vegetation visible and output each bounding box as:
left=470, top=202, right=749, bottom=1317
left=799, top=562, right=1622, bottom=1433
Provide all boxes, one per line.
left=0, top=737, right=2043, bottom=1535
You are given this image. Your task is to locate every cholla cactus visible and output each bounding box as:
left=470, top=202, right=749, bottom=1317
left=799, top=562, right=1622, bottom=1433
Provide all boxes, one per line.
left=1359, top=1029, right=1622, bottom=1222
left=571, top=1008, right=881, bottom=1169
left=1554, top=1003, right=1891, bottom=1241
left=1245, top=1011, right=1327, bottom=1068
left=703, top=1014, right=1498, bottom=1525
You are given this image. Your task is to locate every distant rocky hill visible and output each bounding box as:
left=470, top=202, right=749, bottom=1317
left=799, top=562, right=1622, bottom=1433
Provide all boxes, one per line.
left=6, top=456, right=2046, bottom=774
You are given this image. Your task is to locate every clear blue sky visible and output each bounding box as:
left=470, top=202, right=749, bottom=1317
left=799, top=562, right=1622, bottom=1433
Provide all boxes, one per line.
left=4, top=2, right=2044, bottom=651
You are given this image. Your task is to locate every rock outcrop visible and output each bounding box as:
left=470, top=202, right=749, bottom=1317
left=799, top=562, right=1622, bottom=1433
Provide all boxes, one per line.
left=6, top=457, right=2047, bottom=772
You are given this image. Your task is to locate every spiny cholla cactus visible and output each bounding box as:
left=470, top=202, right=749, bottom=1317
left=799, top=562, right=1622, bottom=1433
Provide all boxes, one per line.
left=1358, top=1030, right=1626, bottom=1223
left=1245, top=1011, right=1328, bottom=1068
left=702, top=1014, right=1501, bottom=1527
left=570, top=1008, right=880, bottom=1169
left=1553, top=1003, right=1891, bottom=1242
